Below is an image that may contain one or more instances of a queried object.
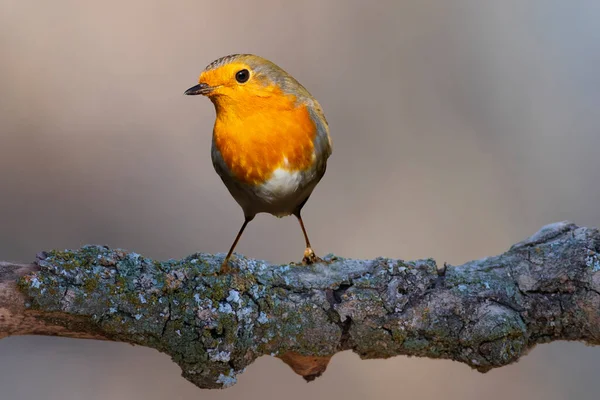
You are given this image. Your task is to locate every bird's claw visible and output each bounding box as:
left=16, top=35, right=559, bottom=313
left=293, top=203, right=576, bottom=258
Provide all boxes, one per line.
left=302, top=248, right=323, bottom=265
left=217, top=258, right=239, bottom=276
left=218, top=262, right=231, bottom=275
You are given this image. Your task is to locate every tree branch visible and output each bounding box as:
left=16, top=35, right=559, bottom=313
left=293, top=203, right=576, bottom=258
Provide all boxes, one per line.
left=2, top=221, right=600, bottom=389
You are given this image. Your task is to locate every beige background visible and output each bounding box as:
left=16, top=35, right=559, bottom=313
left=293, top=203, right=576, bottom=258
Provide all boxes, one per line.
left=2, top=0, right=600, bottom=399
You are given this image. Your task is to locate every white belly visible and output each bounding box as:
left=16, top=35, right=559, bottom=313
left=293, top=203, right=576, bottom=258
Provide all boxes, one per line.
left=255, top=167, right=318, bottom=217
left=259, top=168, right=303, bottom=201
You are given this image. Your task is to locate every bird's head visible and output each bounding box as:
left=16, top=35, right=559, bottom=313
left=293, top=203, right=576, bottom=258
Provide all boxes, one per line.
left=185, top=54, right=312, bottom=114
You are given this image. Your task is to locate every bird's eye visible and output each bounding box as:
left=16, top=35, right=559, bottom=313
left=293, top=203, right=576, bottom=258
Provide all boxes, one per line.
left=235, top=69, right=250, bottom=83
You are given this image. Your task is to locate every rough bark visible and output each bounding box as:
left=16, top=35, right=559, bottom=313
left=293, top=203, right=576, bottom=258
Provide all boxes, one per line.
left=1, top=221, right=600, bottom=389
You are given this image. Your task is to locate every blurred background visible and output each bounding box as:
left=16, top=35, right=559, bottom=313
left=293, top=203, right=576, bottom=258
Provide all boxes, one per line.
left=2, top=0, right=600, bottom=399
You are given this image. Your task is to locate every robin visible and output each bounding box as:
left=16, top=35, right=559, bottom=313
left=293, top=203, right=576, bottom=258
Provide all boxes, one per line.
left=185, top=54, right=332, bottom=273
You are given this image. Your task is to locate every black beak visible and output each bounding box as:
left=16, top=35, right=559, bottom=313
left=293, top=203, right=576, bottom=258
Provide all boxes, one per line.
left=184, top=83, right=213, bottom=96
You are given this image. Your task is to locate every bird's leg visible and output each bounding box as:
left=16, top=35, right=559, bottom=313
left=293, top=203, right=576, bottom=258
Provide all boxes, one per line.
left=220, top=217, right=251, bottom=274
left=295, top=212, right=322, bottom=265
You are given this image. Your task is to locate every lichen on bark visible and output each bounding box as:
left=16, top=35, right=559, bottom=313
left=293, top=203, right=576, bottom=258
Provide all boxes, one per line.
left=4, top=221, right=600, bottom=389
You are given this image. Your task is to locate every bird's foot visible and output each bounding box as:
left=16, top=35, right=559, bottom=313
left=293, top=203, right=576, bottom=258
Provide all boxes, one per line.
left=302, top=247, right=323, bottom=265
left=217, top=258, right=239, bottom=276
left=218, top=262, right=231, bottom=275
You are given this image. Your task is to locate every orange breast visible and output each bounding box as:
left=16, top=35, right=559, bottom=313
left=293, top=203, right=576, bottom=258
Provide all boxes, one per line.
left=213, top=92, right=317, bottom=185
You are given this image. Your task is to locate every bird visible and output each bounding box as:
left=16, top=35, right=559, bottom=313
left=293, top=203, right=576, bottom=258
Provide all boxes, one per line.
left=185, top=54, right=332, bottom=274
